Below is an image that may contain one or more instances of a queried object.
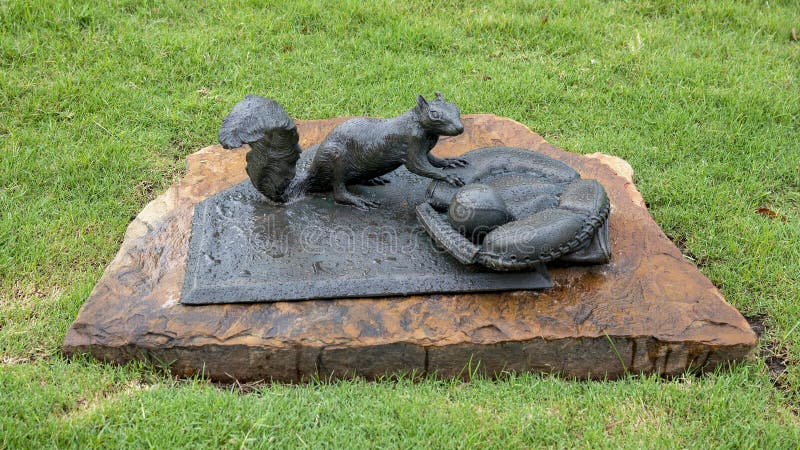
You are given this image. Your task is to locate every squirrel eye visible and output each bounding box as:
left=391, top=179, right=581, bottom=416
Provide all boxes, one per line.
left=430, top=111, right=440, bottom=120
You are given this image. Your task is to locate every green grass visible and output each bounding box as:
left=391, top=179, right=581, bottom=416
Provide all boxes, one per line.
left=1, top=0, right=799, bottom=447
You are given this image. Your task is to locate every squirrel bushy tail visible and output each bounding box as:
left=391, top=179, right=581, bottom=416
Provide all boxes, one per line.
left=219, top=95, right=301, bottom=203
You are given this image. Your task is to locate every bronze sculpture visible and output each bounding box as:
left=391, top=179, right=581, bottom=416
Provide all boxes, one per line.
left=417, top=147, right=610, bottom=270
left=216, top=94, right=610, bottom=275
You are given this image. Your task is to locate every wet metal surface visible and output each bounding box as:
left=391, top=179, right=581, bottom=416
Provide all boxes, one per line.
left=181, top=167, right=551, bottom=304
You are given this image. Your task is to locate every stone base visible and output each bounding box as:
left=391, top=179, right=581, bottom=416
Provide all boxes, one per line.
left=62, top=115, right=756, bottom=382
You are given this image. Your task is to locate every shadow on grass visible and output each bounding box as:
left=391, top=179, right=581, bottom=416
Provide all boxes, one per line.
left=745, top=314, right=797, bottom=408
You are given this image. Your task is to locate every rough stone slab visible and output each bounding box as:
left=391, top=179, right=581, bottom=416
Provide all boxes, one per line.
left=62, top=114, right=757, bottom=382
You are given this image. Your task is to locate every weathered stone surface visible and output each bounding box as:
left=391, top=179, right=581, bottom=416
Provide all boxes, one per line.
left=62, top=114, right=757, bottom=382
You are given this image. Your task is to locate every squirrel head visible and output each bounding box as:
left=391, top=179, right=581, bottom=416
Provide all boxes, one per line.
left=416, top=92, right=464, bottom=136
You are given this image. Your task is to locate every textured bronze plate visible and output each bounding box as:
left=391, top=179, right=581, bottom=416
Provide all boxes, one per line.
left=181, top=167, right=551, bottom=304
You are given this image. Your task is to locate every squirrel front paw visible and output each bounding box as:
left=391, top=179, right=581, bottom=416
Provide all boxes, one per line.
left=444, top=174, right=465, bottom=187
left=360, top=176, right=391, bottom=186
left=442, top=158, right=469, bottom=168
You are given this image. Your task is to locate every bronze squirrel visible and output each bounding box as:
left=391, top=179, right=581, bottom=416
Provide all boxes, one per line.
left=219, top=93, right=468, bottom=209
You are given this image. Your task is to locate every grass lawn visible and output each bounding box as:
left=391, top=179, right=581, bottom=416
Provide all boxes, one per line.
left=1, top=0, right=799, bottom=447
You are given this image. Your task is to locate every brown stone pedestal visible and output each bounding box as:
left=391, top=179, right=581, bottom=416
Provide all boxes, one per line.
left=62, top=115, right=756, bottom=382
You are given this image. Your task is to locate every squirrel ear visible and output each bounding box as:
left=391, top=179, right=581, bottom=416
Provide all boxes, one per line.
left=435, top=92, right=443, bottom=101
left=417, top=95, right=429, bottom=110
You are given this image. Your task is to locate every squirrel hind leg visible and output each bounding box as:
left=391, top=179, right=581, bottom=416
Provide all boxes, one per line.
left=332, top=182, right=380, bottom=210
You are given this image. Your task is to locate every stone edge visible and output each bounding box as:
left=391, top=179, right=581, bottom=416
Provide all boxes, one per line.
left=66, top=336, right=754, bottom=382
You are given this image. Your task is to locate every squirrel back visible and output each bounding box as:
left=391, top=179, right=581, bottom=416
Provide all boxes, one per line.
left=305, top=94, right=463, bottom=190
